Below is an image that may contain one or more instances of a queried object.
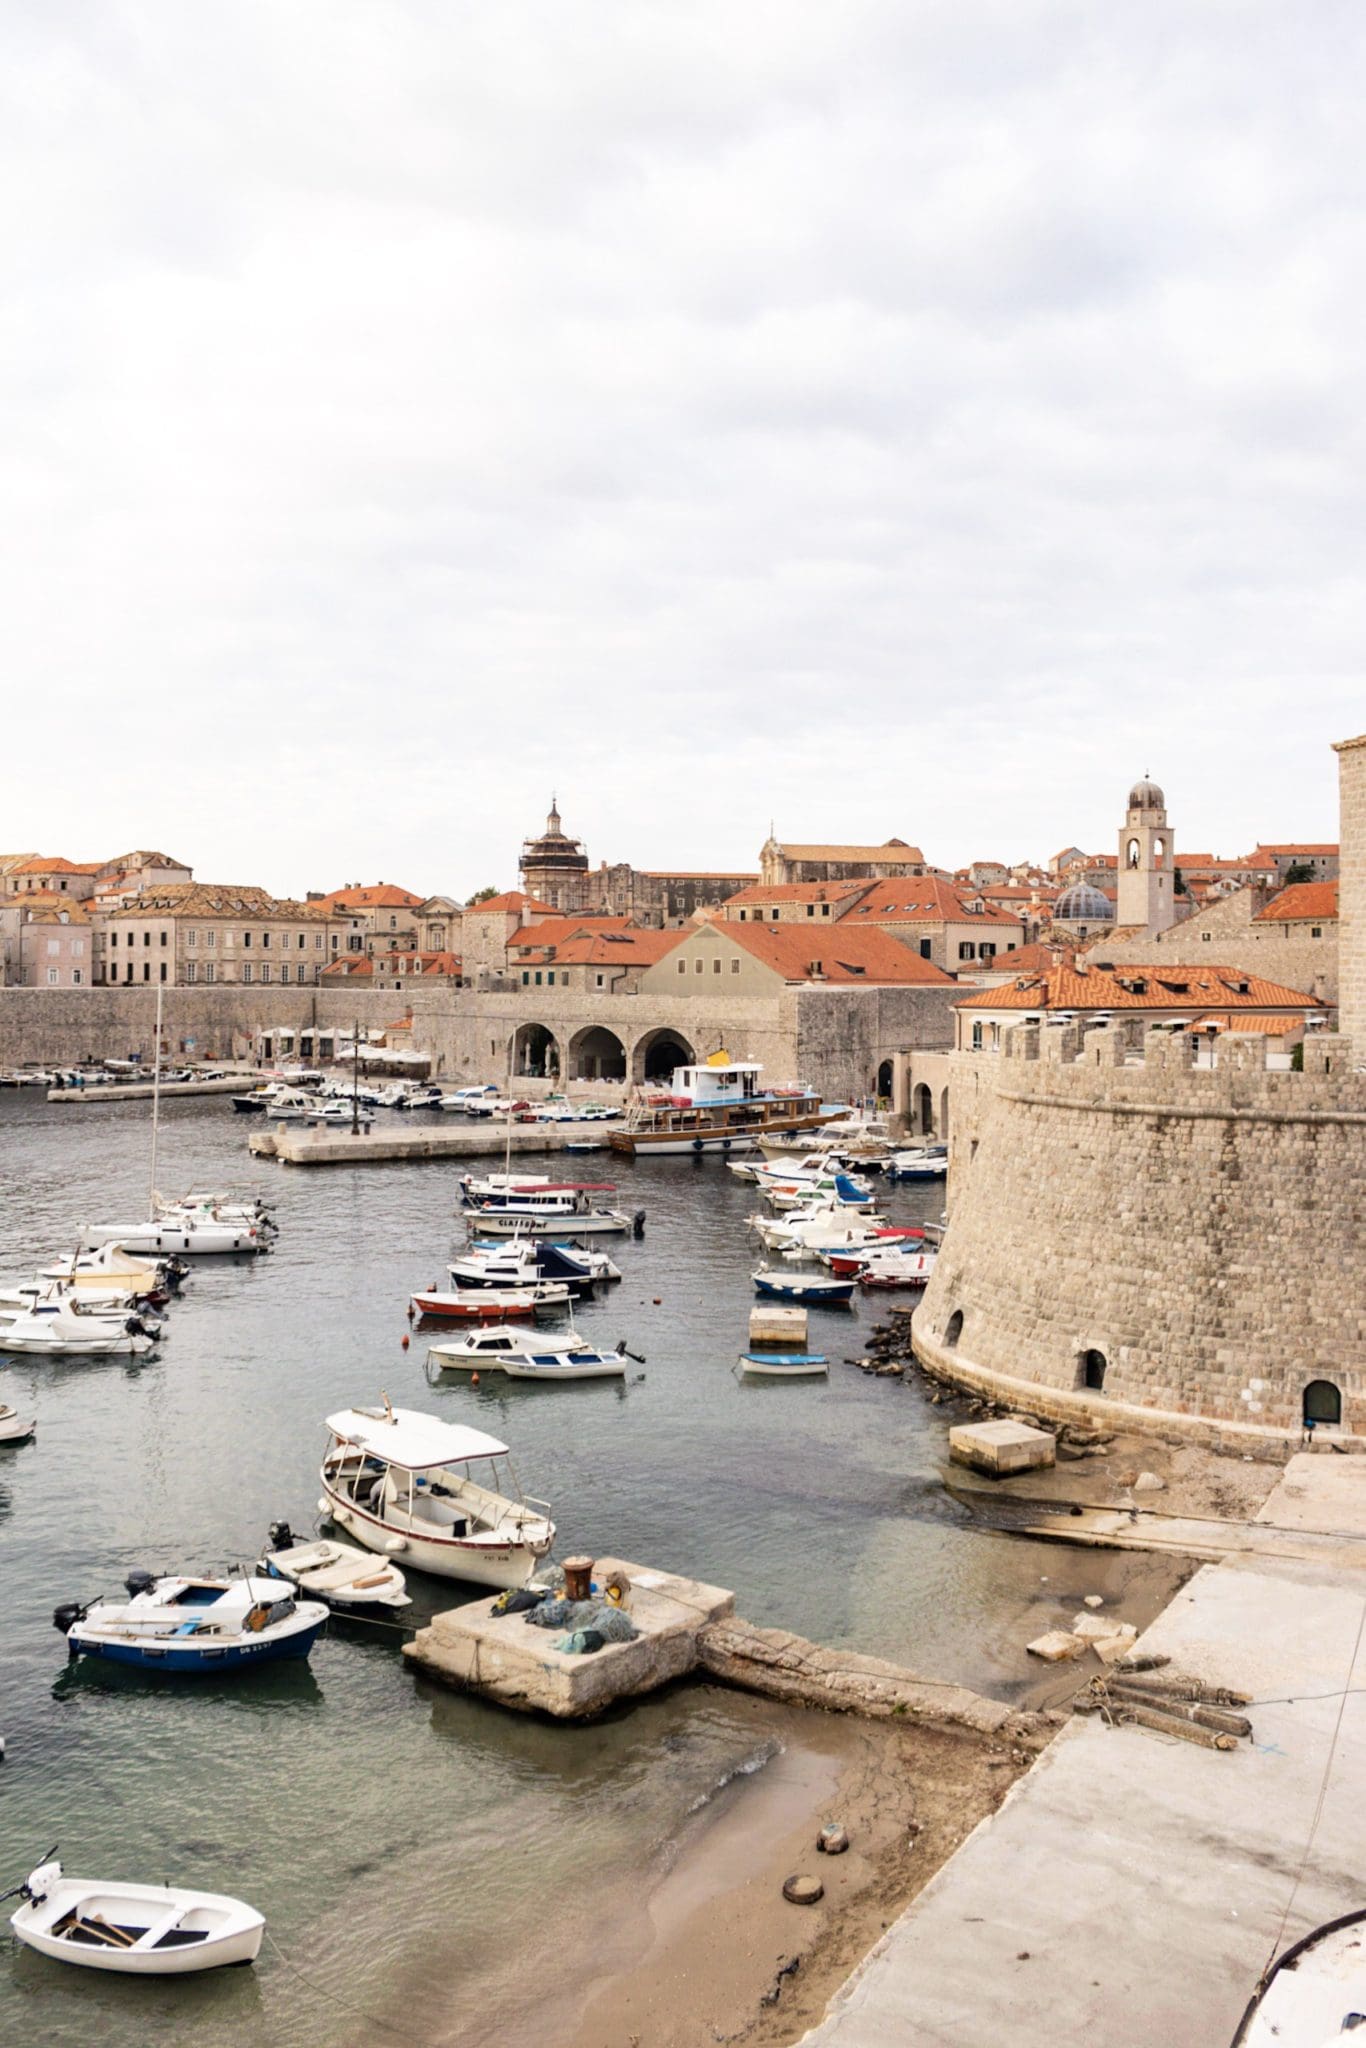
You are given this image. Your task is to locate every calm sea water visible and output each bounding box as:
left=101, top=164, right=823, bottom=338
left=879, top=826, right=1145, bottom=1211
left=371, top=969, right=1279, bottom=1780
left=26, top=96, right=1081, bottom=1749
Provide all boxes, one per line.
left=0, top=1093, right=1105, bottom=2044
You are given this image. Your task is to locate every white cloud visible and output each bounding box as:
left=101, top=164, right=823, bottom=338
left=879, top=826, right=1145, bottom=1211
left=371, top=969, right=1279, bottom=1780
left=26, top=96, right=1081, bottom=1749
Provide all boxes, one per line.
left=0, top=0, right=1361, bottom=893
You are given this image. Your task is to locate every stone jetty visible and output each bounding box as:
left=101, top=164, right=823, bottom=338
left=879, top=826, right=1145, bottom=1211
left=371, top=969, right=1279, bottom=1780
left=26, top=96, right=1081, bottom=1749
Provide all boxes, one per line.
left=249, top=1122, right=608, bottom=1165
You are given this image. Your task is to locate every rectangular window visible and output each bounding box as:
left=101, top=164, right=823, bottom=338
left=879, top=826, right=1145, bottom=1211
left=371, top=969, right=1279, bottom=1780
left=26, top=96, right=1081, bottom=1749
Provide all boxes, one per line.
left=522, top=971, right=529, bottom=985
left=730, top=958, right=739, bottom=973
left=261, top=964, right=271, bottom=982
left=143, top=963, right=150, bottom=982
left=187, top=929, right=197, bottom=946
left=316, top=933, right=323, bottom=948
left=919, top=938, right=932, bottom=959
left=712, top=958, right=721, bottom=973
left=677, top=959, right=686, bottom=974
left=160, top=930, right=167, bottom=946
left=806, top=904, right=814, bottom=917
left=206, top=930, right=217, bottom=947
left=46, top=967, right=58, bottom=985
left=243, top=931, right=252, bottom=947
left=694, top=958, right=703, bottom=973
left=981, top=943, right=996, bottom=959
left=971, top=1021, right=983, bottom=1049
left=47, top=939, right=59, bottom=956
left=534, top=970, right=542, bottom=985
left=204, top=962, right=215, bottom=984
left=242, top=963, right=253, bottom=983
left=159, top=961, right=167, bottom=982
left=1312, top=925, right=1322, bottom=938
left=110, top=931, right=118, bottom=946
left=186, top=961, right=197, bottom=983
left=143, top=930, right=151, bottom=946
left=298, top=933, right=306, bottom=949
left=262, top=931, right=270, bottom=947
left=72, top=968, right=81, bottom=986
left=958, top=942, right=976, bottom=960
left=770, top=908, right=780, bottom=921
left=822, top=903, right=830, bottom=916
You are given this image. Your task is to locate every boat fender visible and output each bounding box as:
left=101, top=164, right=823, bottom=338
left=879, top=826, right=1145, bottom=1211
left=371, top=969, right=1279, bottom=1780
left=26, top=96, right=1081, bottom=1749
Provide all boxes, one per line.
left=124, top=1569, right=156, bottom=1599
left=52, top=1600, right=88, bottom=1635
left=384, top=1537, right=407, bottom=1554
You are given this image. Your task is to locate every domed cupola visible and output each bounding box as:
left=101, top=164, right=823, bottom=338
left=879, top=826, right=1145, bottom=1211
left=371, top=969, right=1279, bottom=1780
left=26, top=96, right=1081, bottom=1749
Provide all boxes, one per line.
left=1128, top=777, right=1165, bottom=811
left=1055, top=882, right=1113, bottom=925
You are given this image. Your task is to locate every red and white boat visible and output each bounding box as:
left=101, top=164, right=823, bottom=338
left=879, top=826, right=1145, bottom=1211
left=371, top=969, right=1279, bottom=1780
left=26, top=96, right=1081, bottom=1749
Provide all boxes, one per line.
left=825, top=1230, right=924, bottom=1278
left=409, top=1285, right=571, bottom=1321
left=857, top=1248, right=938, bottom=1289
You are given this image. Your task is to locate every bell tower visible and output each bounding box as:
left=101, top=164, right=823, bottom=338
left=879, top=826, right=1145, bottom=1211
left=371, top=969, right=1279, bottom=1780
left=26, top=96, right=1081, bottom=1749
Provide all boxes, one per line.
left=1117, top=776, right=1176, bottom=934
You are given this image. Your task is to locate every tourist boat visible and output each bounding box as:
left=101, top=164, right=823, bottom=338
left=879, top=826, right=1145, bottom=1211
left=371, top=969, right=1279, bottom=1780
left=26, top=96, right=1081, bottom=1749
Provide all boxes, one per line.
left=751, top=1269, right=856, bottom=1305
left=471, top=1202, right=642, bottom=1238
left=737, top=1352, right=829, bottom=1378
left=884, top=1145, right=949, bottom=1182
left=409, top=1284, right=572, bottom=1320
left=450, top=1241, right=621, bottom=1292
left=319, top=1399, right=555, bottom=1587
left=460, top=1178, right=618, bottom=1215
left=428, top=1325, right=630, bottom=1381
left=856, top=1248, right=938, bottom=1289
left=0, top=1403, right=37, bottom=1445
left=57, top=1572, right=327, bottom=1671
left=610, top=1054, right=837, bottom=1157
left=1230, top=1908, right=1366, bottom=2046
left=0, top=1301, right=159, bottom=1357
left=256, top=1523, right=410, bottom=1610
left=5, top=1854, right=265, bottom=1975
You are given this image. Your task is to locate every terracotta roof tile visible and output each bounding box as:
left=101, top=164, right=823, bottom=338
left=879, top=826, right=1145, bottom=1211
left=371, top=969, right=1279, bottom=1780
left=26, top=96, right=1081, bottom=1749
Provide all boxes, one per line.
left=722, top=924, right=955, bottom=985
left=1254, top=882, right=1338, bottom=923
left=956, top=962, right=1321, bottom=1012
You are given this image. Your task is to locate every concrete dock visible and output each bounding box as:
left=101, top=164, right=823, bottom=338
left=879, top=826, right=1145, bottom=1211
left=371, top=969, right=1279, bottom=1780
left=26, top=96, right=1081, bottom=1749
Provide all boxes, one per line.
left=48, top=1075, right=254, bottom=1103
left=403, top=1557, right=734, bottom=1716
left=248, top=1122, right=610, bottom=1164
left=798, top=1451, right=1366, bottom=2048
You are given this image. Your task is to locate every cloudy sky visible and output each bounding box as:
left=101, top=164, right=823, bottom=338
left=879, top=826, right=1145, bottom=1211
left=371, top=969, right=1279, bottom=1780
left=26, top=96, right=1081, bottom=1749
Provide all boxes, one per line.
left=4, top=2, right=1361, bottom=897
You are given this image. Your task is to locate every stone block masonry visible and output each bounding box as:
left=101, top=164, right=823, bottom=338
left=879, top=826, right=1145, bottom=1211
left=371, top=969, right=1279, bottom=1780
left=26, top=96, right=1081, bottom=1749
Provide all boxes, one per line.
left=916, top=1024, right=1366, bottom=1445
left=1336, top=734, right=1366, bottom=1048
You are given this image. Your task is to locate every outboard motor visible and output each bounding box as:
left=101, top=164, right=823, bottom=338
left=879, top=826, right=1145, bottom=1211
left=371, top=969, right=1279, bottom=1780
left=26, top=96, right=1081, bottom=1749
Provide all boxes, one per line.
left=268, top=1519, right=293, bottom=1553
left=632, top=1208, right=646, bottom=1239
left=52, top=1600, right=87, bottom=1635
left=124, top=1569, right=156, bottom=1599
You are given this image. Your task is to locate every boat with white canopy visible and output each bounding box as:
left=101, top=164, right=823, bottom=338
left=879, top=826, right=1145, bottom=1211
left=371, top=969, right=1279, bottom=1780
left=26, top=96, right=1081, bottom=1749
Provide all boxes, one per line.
left=5, top=1854, right=265, bottom=1974
left=1231, top=1908, right=1366, bottom=2045
left=319, top=1398, right=555, bottom=1587
left=427, top=1325, right=630, bottom=1381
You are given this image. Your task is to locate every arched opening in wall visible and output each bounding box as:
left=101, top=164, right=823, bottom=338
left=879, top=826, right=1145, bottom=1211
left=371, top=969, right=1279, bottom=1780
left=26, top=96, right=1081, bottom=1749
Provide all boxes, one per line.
left=944, top=1310, right=964, bottom=1350
left=512, top=1023, right=559, bottom=1079
left=634, top=1028, right=695, bottom=1083
left=912, top=1083, right=934, bottom=1136
left=568, top=1025, right=626, bottom=1082
left=876, top=1059, right=893, bottom=1101
left=1079, top=1349, right=1108, bottom=1392
left=1303, top=1379, right=1342, bottom=1427
left=939, top=1087, right=951, bottom=1140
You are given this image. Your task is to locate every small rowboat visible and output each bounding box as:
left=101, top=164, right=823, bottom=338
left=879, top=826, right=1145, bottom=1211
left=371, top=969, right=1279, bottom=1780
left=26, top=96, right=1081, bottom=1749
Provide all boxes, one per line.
left=257, top=1525, right=410, bottom=1610
left=409, top=1285, right=571, bottom=1321
left=59, top=1572, right=327, bottom=1673
left=0, top=1402, right=37, bottom=1446
left=5, top=1854, right=264, bottom=1974
left=738, top=1352, right=829, bottom=1378
left=752, top=1269, right=855, bottom=1304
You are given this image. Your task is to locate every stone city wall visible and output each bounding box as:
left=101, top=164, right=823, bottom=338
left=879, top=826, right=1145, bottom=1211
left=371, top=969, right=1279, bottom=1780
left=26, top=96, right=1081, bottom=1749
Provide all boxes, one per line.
left=915, top=1022, right=1366, bottom=1445
left=1337, top=736, right=1366, bottom=1047
left=0, top=986, right=412, bottom=1067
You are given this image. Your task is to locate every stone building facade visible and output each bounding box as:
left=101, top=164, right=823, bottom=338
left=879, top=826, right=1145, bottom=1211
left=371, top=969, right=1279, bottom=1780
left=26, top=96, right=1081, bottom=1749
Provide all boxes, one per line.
left=517, top=800, right=753, bottom=925
left=1084, top=882, right=1337, bottom=1003
left=758, top=837, right=928, bottom=887
left=1336, top=736, right=1366, bottom=1047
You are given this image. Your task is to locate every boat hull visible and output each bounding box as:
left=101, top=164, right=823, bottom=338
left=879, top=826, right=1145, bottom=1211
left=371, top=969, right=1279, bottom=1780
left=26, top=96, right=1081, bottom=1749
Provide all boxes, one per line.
left=67, top=1621, right=324, bottom=1672
left=753, top=1278, right=855, bottom=1304
left=739, top=1353, right=829, bottom=1377
left=12, top=1879, right=264, bottom=1975
left=611, top=1108, right=835, bottom=1158
left=322, top=1486, right=550, bottom=1589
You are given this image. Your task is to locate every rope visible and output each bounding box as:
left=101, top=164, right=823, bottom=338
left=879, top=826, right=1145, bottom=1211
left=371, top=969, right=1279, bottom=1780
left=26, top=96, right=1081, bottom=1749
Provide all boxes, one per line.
left=262, top=1930, right=431, bottom=2045
left=1262, top=1595, right=1366, bottom=1979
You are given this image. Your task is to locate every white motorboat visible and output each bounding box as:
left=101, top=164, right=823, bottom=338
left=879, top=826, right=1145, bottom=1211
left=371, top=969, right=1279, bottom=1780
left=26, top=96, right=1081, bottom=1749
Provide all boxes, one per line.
left=58, top=1571, right=327, bottom=1671
left=459, top=1171, right=553, bottom=1203
left=0, top=1403, right=37, bottom=1445
left=41, top=1245, right=177, bottom=1298
left=80, top=1216, right=267, bottom=1256
left=257, top=1523, right=410, bottom=1610
left=0, top=1301, right=158, bottom=1357
left=885, top=1145, right=949, bottom=1182
left=854, top=1248, right=938, bottom=1289
left=473, top=1204, right=641, bottom=1238
left=750, top=1206, right=893, bottom=1254
left=6, top=1855, right=265, bottom=1974
left=1231, top=1908, right=1366, bottom=2045
left=451, top=1241, right=620, bottom=1290
left=427, top=1324, right=630, bottom=1381
left=0, top=1282, right=165, bottom=1330
left=410, top=1284, right=572, bottom=1320
left=759, top=1168, right=876, bottom=1212
left=320, top=1398, right=554, bottom=1588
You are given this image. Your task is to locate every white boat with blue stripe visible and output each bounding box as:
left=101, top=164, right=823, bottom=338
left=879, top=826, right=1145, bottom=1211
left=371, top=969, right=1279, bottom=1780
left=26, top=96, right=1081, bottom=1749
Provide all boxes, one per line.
left=56, top=1571, right=327, bottom=1673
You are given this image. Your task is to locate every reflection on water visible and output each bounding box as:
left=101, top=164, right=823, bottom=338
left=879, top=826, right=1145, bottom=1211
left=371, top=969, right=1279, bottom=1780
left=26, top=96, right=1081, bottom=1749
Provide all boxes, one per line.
left=0, top=1093, right=1082, bottom=2045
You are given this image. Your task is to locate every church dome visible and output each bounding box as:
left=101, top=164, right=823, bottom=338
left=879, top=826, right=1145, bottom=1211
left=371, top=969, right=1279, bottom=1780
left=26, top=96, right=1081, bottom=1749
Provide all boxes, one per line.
left=1128, top=777, right=1165, bottom=811
left=1055, top=882, right=1113, bottom=924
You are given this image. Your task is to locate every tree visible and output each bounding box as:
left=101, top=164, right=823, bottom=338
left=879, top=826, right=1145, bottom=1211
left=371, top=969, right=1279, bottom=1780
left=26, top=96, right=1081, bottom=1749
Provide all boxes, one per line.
left=1283, top=861, right=1317, bottom=887
left=1173, top=865, right=1187, bottom=896
left=465, top=886, right=500, bottom=904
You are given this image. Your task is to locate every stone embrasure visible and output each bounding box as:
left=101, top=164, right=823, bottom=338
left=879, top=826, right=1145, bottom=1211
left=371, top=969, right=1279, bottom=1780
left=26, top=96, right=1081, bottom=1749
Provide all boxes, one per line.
left=916, top=1022, right=1366, bottom=1443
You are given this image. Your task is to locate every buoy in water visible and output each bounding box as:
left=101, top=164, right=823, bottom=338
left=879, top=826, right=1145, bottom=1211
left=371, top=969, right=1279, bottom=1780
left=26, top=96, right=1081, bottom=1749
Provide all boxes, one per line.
left=470, top=1371, right=480, bottom=1386
left=401, top=1333, right=410, bottom=1350
left=653, top=1298, right=662, bottom=1306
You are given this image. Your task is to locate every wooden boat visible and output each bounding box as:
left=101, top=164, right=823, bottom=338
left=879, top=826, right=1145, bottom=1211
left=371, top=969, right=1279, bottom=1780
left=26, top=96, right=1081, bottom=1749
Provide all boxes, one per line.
left=59, top=1573, right=327, bottom=1672
left=6, top=1855, right=264, bottom=1974
left=752, top=1269, right=855, bottom=1305
left=320, top=1399, right=554, bottom=1588
left=738, top=1352, right=830, bottom=1378
left=1230, top=1907, right=1366, bottom=2045
left=610, top=1055, right=836, bottom=1157
left=257, top=1524, right=409, bottom=1610
left=410, top=1285, right=571, bottom=1321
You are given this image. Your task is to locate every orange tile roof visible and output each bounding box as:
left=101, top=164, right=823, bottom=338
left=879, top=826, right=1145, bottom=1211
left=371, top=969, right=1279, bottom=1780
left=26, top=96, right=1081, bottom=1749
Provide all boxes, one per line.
left=511, top=915, right=637, bottom=950
left=315, top=883, right=424, bottom=911
left=722, top=923, right=955, bottom=985
left=1254, top=882, right=1338, bottom=923
left=465, top=891, right=554, bottom=915
left=1189, top=1014, right=1310, bottom=1034
left=725, top=881, right=869, bottom=906
left=12, top=856, right=101, bottom=875
left=1254, top=843, right=1338, bottom=857
left=841, top=878, right=1023, bottom=928
left=321, top=955, right=375, bottom=978
left=956, top=962, right=1321, bottom=1012
left=17, top=892, right=91, bottom=922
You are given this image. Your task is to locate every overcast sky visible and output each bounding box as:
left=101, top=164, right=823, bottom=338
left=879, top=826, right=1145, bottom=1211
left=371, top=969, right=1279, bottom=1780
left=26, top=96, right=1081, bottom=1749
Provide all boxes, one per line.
left=4, top=2, right=1362, bottom=897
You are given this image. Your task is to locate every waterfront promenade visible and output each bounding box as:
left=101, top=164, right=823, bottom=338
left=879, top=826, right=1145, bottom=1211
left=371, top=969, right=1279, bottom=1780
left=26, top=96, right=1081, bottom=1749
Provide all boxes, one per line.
left=800, top=1450, right=1366, bottom=2048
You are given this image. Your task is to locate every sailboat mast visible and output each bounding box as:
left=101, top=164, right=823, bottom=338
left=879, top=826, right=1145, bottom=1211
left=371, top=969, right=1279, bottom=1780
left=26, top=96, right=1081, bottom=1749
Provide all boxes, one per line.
left=148, top=979, right=164, bottom=1219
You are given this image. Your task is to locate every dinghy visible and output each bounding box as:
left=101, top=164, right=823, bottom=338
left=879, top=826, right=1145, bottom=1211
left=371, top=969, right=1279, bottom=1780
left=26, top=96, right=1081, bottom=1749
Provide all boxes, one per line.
left=752, top=1269, right=855, bottom=1305
left=410, top=1284, right=572, bottom=1321
left=428, top=1325, right=632, bottom=1381
left=57, top=1571, right=327, bottom=1672
left=1231, top=1907, right=1366, bottom=2045
left=0, top=1403, right=37, bottom=1445
left=257, top=1524, right=409, bottom=1610
left=5, top=1853, right=264, bottom=1974
left=738, top=1352, right=830, bottom=1378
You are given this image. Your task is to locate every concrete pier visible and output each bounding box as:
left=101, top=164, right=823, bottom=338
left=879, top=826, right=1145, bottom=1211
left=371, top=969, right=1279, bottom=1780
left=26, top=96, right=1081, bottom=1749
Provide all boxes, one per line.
left=48, top=1075, right=254, bottom=1103
left=403, top=1557, right=734, bottom=1717
left=248, top=1123, right=610, bottom=1165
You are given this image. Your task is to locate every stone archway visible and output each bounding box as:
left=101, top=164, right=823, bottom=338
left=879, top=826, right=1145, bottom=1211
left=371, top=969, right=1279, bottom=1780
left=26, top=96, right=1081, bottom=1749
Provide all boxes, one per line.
left=1079, top=1348, right=1108, bottom=1392
left=876, top=1060, right=894, bottom=1101
left=1303, top=1379, right=1342, bottom=1427
left=633, top=1027, right=696, bottom=1084
left=568, top=1024, right=627, bottom=1082
left=912, top=1083, right=934, bottom=1136
left=511, top=1022, right=560, bottom=1080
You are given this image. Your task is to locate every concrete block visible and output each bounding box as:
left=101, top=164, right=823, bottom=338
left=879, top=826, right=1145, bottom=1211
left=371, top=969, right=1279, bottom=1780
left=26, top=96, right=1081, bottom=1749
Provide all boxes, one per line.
left=1026, top=1630, right=1086, bottom=1662
left=949, top=1419, right=1056, bottom=1478
left=1072, top=1614, right=1138, bottom=1647
left=749, top=1304, right=809, bottom=1348
left=1092, top=1630, right=1141, bottom=1664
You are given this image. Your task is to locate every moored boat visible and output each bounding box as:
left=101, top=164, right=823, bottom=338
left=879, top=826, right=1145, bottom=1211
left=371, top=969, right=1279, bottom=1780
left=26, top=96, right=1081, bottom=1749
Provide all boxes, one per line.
left=751, top=1269, right=856, bottom=1305
left=0, top=1403, right=37, bottom=1445
left=610, top=1054, right=836, bottom=1157
left=320, top=1398, right=555, bottom=1587
left=738, top=1352, right=829, bottom=1378
left=0, top=1301, right=159, bottom=1357
left=257, top=1523, right=410, bottom=1610
left=5, top=1855, right=266, bottom=1974
left=57, top=1571, right=327, bottom=1672
left=427, top=1324, right=631, bottom=1381
left=410, top=1284, right=572, bottom=1320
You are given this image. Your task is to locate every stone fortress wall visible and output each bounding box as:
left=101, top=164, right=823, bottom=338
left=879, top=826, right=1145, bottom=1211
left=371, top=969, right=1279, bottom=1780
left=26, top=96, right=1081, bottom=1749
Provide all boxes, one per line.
left=914, top=1022, right=1364, bottom=1448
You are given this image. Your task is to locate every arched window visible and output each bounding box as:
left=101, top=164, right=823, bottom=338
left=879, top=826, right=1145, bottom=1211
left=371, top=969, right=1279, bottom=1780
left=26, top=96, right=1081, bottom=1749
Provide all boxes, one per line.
left=1126, top=838, right=1140, bottom=869
left=944, top=1310, right=964, bottom=1350
left=1153, top=836, right=1165, bottom=868
left=1079, top=1349, right=1107, bottom=1391
left=1303, top=1380, right=1342, bottom=1427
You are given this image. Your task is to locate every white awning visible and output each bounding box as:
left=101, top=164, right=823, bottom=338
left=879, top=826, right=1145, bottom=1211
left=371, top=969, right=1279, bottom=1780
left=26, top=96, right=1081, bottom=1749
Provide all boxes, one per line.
left=325, top=1405, right=509, bottom=1469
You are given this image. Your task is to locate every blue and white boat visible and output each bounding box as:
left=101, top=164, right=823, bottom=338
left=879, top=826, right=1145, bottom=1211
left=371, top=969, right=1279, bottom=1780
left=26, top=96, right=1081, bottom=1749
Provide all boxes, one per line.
left=738, top=1352, right=830, bottom=1378
left=884, top=1145, right=949, bottom=1182
left=751, top=1269, right=855, bottom=1305
left=56, top=1572, right=327, bottom=1673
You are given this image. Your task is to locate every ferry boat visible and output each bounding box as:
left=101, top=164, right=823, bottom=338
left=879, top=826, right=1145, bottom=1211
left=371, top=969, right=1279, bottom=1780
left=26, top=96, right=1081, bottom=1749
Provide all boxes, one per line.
left=609, top=1053, right=836, bottom=1158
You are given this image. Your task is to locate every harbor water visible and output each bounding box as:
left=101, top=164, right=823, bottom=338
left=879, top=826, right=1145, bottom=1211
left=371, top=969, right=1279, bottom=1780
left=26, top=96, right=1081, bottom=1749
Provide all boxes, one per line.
left=0, top=1094, right=1118, bottom=2045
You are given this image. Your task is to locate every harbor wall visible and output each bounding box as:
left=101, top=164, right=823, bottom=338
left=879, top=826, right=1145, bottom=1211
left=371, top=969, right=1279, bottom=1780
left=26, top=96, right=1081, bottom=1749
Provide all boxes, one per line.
left=915, top=1024, right=1366, bottom=1441
left=0, top=986, right=413, bottom=1068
